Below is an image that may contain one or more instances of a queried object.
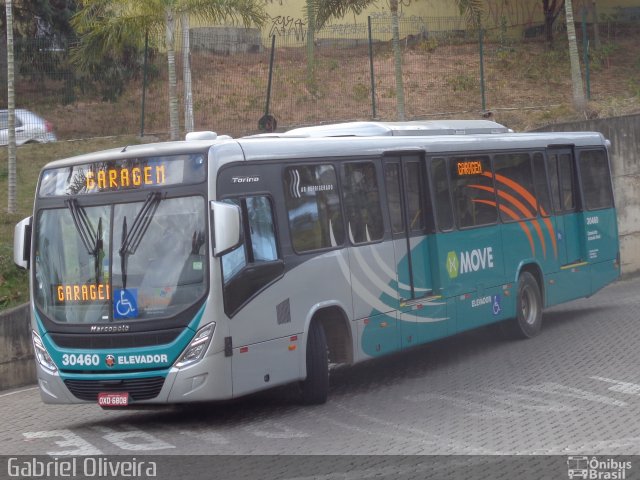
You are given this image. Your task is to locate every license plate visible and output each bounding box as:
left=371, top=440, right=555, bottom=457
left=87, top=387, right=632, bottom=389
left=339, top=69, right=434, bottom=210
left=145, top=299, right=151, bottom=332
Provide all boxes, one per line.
left=98, top=392, right=129, bottom=407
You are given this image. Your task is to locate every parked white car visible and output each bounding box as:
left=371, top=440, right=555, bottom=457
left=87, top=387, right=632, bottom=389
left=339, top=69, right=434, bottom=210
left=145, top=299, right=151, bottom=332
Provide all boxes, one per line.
left=0, top=109, right=57, bottom=146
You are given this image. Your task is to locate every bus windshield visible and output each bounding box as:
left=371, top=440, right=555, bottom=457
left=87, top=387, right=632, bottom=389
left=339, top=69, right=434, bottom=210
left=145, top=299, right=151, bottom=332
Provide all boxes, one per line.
left=34, top=195, right=207, bottom=324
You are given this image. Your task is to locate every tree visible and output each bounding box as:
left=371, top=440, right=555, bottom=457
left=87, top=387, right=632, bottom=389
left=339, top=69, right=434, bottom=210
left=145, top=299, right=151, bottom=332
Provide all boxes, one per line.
left=542, top=0, right=564, bottom=45
left=389, top=0, right=405, bottom=120
left=0, top=0, right=77, bottom=42
left=564, top=0, right=585, bottom=111
left=71, top=0, right=266, bottom=140
left=6, top=0, right=16, bottom=215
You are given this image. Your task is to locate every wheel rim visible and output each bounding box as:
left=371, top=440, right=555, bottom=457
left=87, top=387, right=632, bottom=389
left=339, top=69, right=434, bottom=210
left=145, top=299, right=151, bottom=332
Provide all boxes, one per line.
left=521, top=284, right=538, bottom=325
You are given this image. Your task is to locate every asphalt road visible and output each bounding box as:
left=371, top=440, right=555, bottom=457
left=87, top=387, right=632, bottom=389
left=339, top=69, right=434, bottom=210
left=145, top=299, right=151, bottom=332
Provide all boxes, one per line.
left=1, top=276, right=640, bottom=477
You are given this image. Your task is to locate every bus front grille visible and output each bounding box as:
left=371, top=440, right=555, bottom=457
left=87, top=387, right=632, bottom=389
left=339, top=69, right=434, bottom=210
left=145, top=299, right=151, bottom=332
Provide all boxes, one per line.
left=64, top=377, right=166, bottom=402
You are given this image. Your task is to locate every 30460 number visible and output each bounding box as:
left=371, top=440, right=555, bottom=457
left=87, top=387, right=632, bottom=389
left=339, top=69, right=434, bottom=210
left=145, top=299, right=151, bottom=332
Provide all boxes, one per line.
left=61, top=353, right=100, bottom=367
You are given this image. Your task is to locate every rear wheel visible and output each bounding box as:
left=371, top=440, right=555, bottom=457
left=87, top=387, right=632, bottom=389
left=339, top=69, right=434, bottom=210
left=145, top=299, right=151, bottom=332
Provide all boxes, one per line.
left=511, top=271, right=543, bottom=338
left=299, top=321, right=329, bottom=405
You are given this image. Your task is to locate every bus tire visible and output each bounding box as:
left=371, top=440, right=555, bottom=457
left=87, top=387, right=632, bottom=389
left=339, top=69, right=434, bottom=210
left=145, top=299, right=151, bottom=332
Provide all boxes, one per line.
left=299, top=321, right=329, bottom=405
left=511, top=271, right=543, bottom=339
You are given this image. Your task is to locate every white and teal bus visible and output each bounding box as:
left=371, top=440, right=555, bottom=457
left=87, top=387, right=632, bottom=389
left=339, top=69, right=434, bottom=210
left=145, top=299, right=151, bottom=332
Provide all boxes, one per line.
left=14, top=120, right=620, bottom=407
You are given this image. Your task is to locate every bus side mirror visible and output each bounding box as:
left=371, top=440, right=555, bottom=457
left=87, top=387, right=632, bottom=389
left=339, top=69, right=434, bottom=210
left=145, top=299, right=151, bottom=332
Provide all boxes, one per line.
left=14, top=216, right=32, bottom=270
left=210, top=201, right=241, bottom=257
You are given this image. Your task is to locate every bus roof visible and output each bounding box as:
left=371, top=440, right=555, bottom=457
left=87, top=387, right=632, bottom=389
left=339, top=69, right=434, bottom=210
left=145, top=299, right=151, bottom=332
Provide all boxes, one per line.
left=253, top=120, right=512, bottom=137
left=234, top=130, right=609, bottom=164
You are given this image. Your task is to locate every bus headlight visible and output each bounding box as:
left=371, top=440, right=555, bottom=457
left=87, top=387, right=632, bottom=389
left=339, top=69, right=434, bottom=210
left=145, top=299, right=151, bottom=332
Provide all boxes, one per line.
left=32, top=331, right=57, bottom=373
left=175, top=323, right=215, bottom=369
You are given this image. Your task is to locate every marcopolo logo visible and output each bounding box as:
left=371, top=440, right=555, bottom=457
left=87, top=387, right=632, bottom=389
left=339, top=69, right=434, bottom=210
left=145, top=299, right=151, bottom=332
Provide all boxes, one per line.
left=446, top=247, right=495, bottom=279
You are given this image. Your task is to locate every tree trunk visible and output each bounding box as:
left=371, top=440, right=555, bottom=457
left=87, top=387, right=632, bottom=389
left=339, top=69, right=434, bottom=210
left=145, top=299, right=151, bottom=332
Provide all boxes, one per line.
left=544, top=0, right=555, bottom=44
left=592, top=0, right=601, bottom=50
left=6, top=0, right=16, bottom=214
left=390, top=0, right=405, bottom=121
left=306, top=0, right=316, bottom=93
left=165, top=8, right=180, bottom=140
left=565, top=0, right=586, bottom=111
left=182, top=13, right=194, bottom=133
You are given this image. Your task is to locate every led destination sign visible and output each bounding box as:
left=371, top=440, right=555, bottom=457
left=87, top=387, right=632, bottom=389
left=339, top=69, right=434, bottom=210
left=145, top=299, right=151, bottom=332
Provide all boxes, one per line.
left=39, top=154, right=205, bottom=197
left=85, top=165, right=166, bottom=191
left=457, top=160, right=483, bottom=176
left=56, top=283, right=110, bottom=303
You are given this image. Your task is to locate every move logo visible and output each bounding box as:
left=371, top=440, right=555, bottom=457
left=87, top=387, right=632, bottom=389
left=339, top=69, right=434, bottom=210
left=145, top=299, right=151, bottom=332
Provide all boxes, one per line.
left=446, top=247, right=495, bottom=279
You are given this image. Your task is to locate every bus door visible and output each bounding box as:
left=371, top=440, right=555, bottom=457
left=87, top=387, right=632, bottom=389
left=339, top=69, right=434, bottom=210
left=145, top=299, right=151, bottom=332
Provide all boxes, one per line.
left=547, top=148, right=584, bottom=266
left=383, top=155, right=443, bottom=348
left=546, top=147, right=590, bottom=301
left=342, top=160, right=399, bottom=358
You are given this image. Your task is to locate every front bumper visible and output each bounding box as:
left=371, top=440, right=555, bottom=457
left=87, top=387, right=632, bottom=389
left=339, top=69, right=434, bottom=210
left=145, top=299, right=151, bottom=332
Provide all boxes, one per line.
left=36, top=349, right=233, bottom=405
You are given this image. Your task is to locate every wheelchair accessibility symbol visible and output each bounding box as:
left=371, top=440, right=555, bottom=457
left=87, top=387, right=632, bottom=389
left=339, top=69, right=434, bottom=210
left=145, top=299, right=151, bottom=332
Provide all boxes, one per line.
left=492, top=294, right=502, bottom=316
left=114, top=289, right=138, bottom=319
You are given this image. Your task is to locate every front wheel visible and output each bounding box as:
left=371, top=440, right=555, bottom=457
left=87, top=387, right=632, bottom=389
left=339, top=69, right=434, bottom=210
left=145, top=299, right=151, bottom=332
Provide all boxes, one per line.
left=299, top=321, right=329, bottom=405
left=507, top=271, right=543, bottom=339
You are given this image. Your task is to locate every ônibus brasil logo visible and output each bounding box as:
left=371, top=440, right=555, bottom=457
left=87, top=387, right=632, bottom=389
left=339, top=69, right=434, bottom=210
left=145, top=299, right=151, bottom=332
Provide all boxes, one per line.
left=446, top=247, right=495, bottom=279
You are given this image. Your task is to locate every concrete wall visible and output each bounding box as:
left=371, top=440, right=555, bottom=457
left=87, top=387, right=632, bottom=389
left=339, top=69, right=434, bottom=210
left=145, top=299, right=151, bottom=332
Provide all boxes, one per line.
left=190, top=27, right=262, bottom=54
left=0, top=304, right=36, bottom=391
left=537, top=113, right=640, bottom=275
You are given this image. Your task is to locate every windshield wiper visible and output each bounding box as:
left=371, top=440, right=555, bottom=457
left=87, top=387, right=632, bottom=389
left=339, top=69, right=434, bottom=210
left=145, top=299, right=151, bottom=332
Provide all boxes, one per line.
left=119, top=192, right=162, bottom=289
left=65, top=199, right=104, bottom=282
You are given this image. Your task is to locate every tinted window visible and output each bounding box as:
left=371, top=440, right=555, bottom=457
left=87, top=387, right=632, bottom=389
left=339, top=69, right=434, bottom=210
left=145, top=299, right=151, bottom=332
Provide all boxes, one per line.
left=493, top=153, right=536, bottom=222
left=579, top=149, right=613, bottom=210
left=284, top=164, right=344, bottom=252
left=532, top=152, right=552, bottom=217
left=431, top=158, right=454, bottom=231
left=559, top=153, right=576, bottom=211
left=221, top=195, right=282, bottom=315
left=405, top=161, right=433, bottom=233
left=547, top=154, right=562, bottom=213
left=450, top=156, right=497, bottom=228
left=222, top=196, right=278, bottom=283
left=343, top=162, right=384, bottom=244
left=246, top=196, right=278, bottom=261
left=384, top=163, right=404, bottom=234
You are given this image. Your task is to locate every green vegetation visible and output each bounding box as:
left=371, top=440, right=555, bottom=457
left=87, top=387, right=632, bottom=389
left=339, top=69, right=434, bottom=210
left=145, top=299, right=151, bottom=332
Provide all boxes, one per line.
left=0, top=136, right=152, bottom=310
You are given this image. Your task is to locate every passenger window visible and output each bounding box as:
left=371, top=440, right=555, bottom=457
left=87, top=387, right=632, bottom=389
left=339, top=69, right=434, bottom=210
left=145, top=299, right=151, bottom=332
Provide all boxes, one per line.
left=493, top=153, right=536, bottom=222
left=558, top=153, right=576, bottom=211
left=384, top=163, right=404, bottom=234
left=547, top=154, right=562, bottom=213
left=579, top=150, right=613, bottom=210
left=547, top=152, right=577, bottom=213
left=343, top=162, right=384, bottom=244
left=532, top=153, right=552, bottom=217
left=283, top=164, right=344, bottom=252
left=246, top=196, right=278, bottom=262
left=221, top=195, right=283, bottom=316
left=431, top=158, right=454, bottom=231
left=221, top=196, right=279, bottom=283
left=405, top=161, right=433, bottom=233
left=450, top=156, right=497, bottom=228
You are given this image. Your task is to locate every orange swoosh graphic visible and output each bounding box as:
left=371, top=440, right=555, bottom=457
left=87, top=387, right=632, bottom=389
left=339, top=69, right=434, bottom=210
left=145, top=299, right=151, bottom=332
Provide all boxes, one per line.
left=469, top=184, right=546, bottom=258
left=473, top=199, right=535, bottom=256
left=482, top=172, right=558, bottom=258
